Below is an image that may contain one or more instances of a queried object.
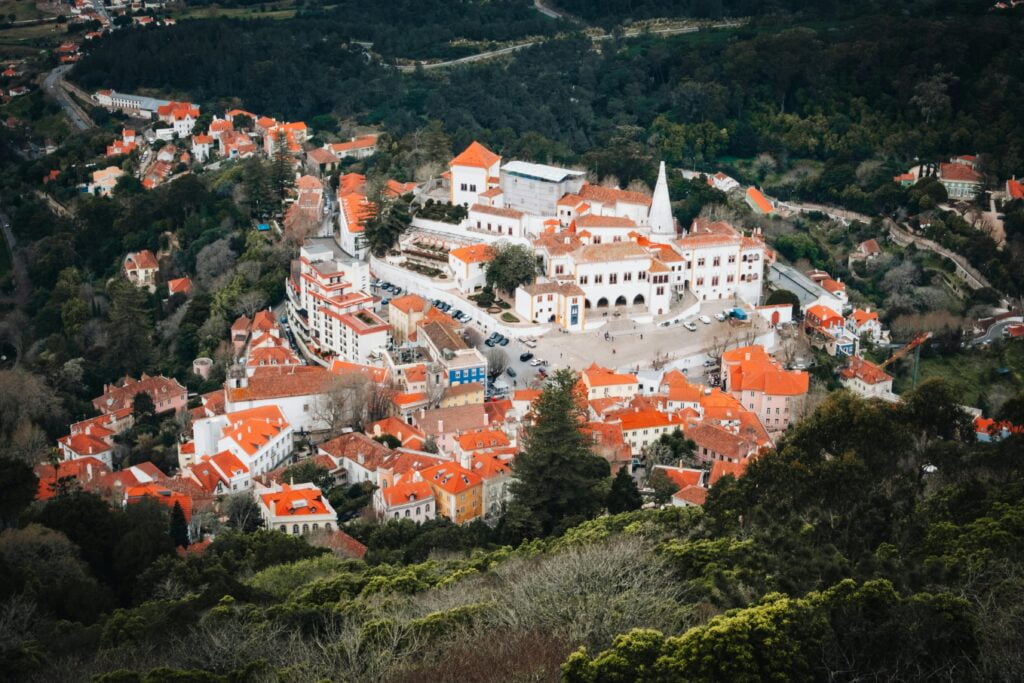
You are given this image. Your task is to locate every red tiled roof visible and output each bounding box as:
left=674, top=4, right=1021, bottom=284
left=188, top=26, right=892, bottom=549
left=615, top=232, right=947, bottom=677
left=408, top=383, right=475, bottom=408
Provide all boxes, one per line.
left=578, top=183, right=651, bottom=207
left=382, top=479, right=434, bottom=507
left=449, top=243, right=495, bottom=264
left=450, top=141, right=500, bottom=169
left=709, top=459, right=748, bottom=486
left=939, top=162, right=981, bottom=183
left=228, top=366, right=332, bottom=402
left=420, top=462, right=482, bottom=495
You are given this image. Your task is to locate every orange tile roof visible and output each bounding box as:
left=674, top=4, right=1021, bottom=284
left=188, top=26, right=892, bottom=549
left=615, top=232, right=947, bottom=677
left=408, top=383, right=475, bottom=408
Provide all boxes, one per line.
left=227, top=366, right=332, bottom=402
left=1008, top=178, right=1024, bottom=200
left=393, top=391, right=428, bottom=407
left=260, top=483, right=332, bottom=517
left=222, top=406, right=288, bottom=455
left=575, top=214, right=637, bottom=228
left=319, top=432, right=393, bottom=470
left=420, top=462, right=482, bottom=495
left=582, top=363, right=639, bottom=388
left=457, top=428, right=511, bottom=452
left=470, top=451, right=514, bottom=479
left=389, top=293, right=429, bottom=314
left=329, top=359, right=389, bottom=383
left=839, top=356, right=892, bottom=385
left=806, top=305, right=845, bottom=326
left=450, top=141, right=500, bottom=169
left=578, top=183, right=651, bottom=207
left=849, top=309, right=879, bottom=326
left=513, top=389, right=542, bottom=403
left=821, top=278, right=846, bottom=293
left=615, top=409, right=674, bottom=431
left=939, top=162, right=981, bottom=183
left=449, top=243, right=495, bottom=264
left=125, top=483, right=193, bottom=521
left=709, top=459, right=748, bottom=486
left=382, top=479, right=434, bottom=507
left=329, top=134, right=378, bottom=153
left=470, top=203, right=523, bottom=219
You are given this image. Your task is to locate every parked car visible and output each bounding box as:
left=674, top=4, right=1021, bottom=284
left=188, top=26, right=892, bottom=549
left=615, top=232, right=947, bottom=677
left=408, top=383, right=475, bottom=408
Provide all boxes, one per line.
left=529, top=358, right=543, bottom=367
left=506, top=367, right=517, bottom=378
left=698, top=315, right=711, bottom=324
left=485, top=339, right=496, bottom=347
left=519, top=352, right=534, bottom=362
left=381, top=298, right=390, bottom=306
left=452, top=309, right=463, bottom=319
left=683, top=321, right=697, bottom=331
left=715, top=311, right=727, bottom=322
left=392, top=286, right=403, bottom=295
left=499, top=337, right=510, bottom=346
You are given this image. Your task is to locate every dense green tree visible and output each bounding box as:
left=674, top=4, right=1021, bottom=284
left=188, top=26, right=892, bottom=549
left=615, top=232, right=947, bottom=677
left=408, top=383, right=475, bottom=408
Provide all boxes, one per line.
left=606, top=467, right=642, bottom=514
left=504, top=370, right=611, bottom=540
left=169, top=502, right=189, bottom=549
left=0, top=458, right=37, bottom=528
left=364, top=190, right=412, bottom=256
left=104, top=280, right=154, bottom=378
left=280, top=461, right=333, bottom=492
left=765, top=289, right=802, bottom=318
left=484, top=242, right=537, bottom=295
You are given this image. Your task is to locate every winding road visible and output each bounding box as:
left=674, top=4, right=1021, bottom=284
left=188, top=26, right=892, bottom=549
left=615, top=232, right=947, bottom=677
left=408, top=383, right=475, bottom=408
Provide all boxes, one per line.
left=42, top=64, right=95, bottom=131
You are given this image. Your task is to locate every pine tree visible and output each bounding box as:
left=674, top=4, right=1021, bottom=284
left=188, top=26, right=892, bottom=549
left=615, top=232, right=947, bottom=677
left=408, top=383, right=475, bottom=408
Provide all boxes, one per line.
left=105, top=280, right=153, bottom=377
left=505, top=369, right=610, bottom=540
left=242, top=158, right=274, bottom=218
left=270, top=130, right=295, bottom=200
left=606, top=466, right=642, bottom=514
left=169, top=501, right=189, bottom=548
left=364, top=188, right=411, bottom=256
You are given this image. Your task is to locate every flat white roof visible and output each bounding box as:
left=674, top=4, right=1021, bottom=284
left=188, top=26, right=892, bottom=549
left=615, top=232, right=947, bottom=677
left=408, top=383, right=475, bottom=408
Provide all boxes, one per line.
left=501, top=160, right=584, bottom=183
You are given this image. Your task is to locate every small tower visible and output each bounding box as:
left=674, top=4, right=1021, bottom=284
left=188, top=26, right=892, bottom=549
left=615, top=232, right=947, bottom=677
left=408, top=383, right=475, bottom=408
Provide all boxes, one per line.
left=648, top=161, right=675, bottom=237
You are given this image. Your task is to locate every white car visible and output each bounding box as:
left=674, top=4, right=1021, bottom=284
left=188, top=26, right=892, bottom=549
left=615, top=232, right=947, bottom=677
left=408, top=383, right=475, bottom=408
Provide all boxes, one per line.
left=530, top=358, right=543, bottom=367
left=715, top=311, right=727, bottom=322
left=698, top=315, right=711, bottom=325
left=683, top=321, right=698, bottom=332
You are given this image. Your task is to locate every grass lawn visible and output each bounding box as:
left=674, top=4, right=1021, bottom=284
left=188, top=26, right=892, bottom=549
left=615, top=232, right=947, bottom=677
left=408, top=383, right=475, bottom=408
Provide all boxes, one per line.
left=892, top=344, right=1024, bottom=411
left=172, top=4, right=298, bottom=20
left=0, top=0, right=46, bottom=22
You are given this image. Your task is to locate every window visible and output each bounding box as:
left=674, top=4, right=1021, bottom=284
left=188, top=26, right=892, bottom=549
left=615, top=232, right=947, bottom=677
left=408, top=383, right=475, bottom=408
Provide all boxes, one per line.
left=460, top=183, right=467, bottom=191
left=609, top=274, right=618, bottom=285
left=624, top=272, right=632, bottom=281
left=656, top=286, right=665, bottom=295
left=728, top=255, right=736, bottom=264
left=579, top=275, right=588, bottom=284
left=727, top=275, right=734, bottom=283
left=469, top=184, right=477, bottom=192
left=292, top=524, right=299, bottom=534
left=696, top=277, right=704, bottom=286
left=405, top=509, right=410, bottom=517
left=594, top=274, right=603, bottom=284
left=303, top=404, right=310, bottom=412
left=547, top=294, right=554, bottom=302
left=697, top=258, right=705, bottom=267
left=555, top=264, right=564, bottom=275
left=712, top=276, right=719, bottom=286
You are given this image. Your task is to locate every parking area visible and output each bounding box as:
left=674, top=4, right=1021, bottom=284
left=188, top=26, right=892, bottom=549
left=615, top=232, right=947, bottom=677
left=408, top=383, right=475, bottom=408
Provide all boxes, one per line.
left=532, top=300, right=774, bottom=376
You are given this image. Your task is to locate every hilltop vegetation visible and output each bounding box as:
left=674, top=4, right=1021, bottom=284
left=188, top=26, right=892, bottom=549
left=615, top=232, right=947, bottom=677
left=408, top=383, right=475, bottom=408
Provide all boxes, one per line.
left=4, top=381, right=1024, bottom=680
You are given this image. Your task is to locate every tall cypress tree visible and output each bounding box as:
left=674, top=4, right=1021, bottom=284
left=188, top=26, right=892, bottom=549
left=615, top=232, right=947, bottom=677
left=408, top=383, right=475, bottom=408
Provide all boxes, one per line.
left=169, top=501, right=189, bottom=548
left=606, top=466, right=642, bottom=514
left=505, top=369, right=610, bottom=540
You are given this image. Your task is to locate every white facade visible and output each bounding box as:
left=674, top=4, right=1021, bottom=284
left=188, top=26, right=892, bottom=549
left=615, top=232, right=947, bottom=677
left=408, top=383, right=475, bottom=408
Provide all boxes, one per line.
left=468, top=204, right=526, bottom=239
left=191, top=407, right=294, bottom=478
left=257, top=482, right=337, bottom=536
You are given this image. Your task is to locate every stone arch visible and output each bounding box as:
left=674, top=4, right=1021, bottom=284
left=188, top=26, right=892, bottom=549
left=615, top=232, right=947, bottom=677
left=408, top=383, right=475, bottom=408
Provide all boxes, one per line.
left=584, top=299, right=592, bottom=309
left=597, top=297, right=609, bottom=308
left=633, top=294, right=645, bottom=306
left=614, top=295, right=627, bottom=306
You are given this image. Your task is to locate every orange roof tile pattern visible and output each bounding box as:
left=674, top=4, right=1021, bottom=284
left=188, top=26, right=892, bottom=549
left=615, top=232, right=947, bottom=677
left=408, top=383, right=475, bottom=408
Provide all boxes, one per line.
left=582, top=363, right=639, bottom=388
left=449, top=243, right=495, bottom=264
left=420, top=462, right=483, bottom=495
left=450, top=141, right=500, bottom=169
left=260, top=483, right=332, bottom=517
left=382, top=480, right=434, bottom=507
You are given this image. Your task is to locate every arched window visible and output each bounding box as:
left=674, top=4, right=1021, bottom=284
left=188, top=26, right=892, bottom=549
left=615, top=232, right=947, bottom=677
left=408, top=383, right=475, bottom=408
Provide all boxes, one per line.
left=312, top=523, right=319, bottom=531
left=405, top=509, right=410, bottom=517
left=279, top=525, right=286, bottom=532
left=302, top=523, right=309, bottom=534
left=292, top=524, right=299, bottom=534
left=324, top=523, right=332, bottom=531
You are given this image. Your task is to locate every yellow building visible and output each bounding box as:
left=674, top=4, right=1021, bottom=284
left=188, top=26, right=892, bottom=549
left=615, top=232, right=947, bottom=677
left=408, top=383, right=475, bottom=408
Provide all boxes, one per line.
left=419, top=462, right=483, bottom=524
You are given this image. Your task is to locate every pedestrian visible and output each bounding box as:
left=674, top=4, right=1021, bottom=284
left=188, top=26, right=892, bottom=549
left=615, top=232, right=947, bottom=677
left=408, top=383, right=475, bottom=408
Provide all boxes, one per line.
left=640, top=334, right=643, bottom=340
left=612, top=348, right=616, bottom=355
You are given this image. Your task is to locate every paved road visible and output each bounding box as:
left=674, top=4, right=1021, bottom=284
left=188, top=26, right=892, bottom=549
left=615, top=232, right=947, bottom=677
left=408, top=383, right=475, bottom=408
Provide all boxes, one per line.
left=397, top=21, right=743, bottom=72
left=533, top=0, right=562, bottom=19
left=972, top=317, right=1022, bottom=346
left=42, top=65, right=94, bottom=131
left=0, top=207, right=30, bottom=306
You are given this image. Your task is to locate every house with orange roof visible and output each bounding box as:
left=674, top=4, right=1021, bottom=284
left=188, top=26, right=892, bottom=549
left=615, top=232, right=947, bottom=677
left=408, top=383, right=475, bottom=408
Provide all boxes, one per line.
left=124, top=482, right=194, bottom=524
left=187, top=404, right=292, bottom=478
left=688, top=422, right=761, bottom=465
left=973, top=415, right=1023, bottom=443
left=937, top=157, right=983, bottom=200
left=449, top=141, right=502, bottom=208
left=184, top=450, right=252, bottom=494
left=122, top=249, right=159, bottom=290
left=576, top=182, right=651, bottom=226
left=257, top=482, right=337, bottom=536
left=651, top=465, right=707, bottom=507
left=839, top=356, right=897, bottom=401
left=326, top=134, right=378, bottom=159
left=56, top=408, right=133, bottom=467
left=721, top=345, right=809, bottom=431
left=514, top=280, right=587, bottom=332
left=1006, top=178, right=1024, bottom=201
left=609, top=408, right=681, bottom=455
left=318, top=431, right=395, bottom=485
left=388, top=293, right=430, bottom=343
left=375, top=476, right=436, bottom=522
left=582, top=421, right=632, bottom=474
left=366, top=416, right=427, bottom=450
left=846, top=308, right=886, bottom=344
left=166, top=276, right=192, bottom=297
left=467, top=450, right=515, bottom=518
left=448, top=243, right=495, bottom=293
left=580, top=363, right=640, bottom=400
left=467, top=203, right=527, bottom=239
left=419, top=461, right=484, bottom=524
left=659, top=371, right=705, bottom=413
left=805, top=304, right=858, bottom=356
left=219, top=130, right=257, bottom=159
left=93, top=373, right=187, bottom=416
left=34, top=457, right=110, bottom=501
left=707, top=171, right=740, bottom=193
left=440, top=381, right=484, bottom=408
left=307, top=147, right=339, bottom=176
left=329, top=359, right=390, bottom=384
left=156, top=101, right=200, bottom=137
left=225, top=365, right=335, bottom=433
